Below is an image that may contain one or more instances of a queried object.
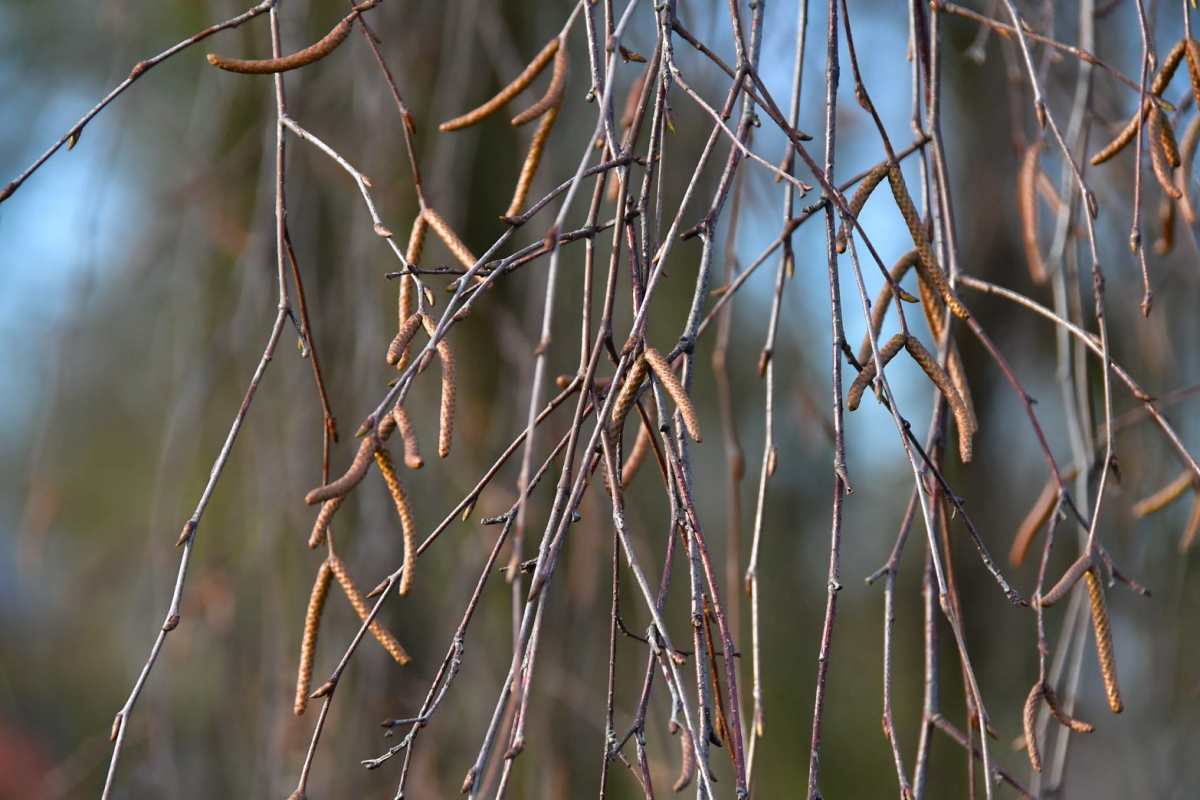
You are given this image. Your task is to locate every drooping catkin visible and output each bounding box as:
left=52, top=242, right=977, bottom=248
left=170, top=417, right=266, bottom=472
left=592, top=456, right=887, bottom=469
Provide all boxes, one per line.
left=421, top=315, right=456, bottom=458
left=1018, top=141, right=1047, bottom=285
left=643, top=347, right=702, bottom=442
left=507, top=95, right=562, bottom=217
left=611, top=355, right=650, bottom=434
left=836, top=162, right=889, bottom=254
left=1187, top=39, right=1200, bottom=115
left=511, top=46, right=567, bottom=126
left=1160, top=115, right=1182, bottom=168
left=1038, top=553, right=1092, bottom=609
left=1155, top=193, right=1177, bottom=255
left=422, top=207, right=478, bottom=270
left=440, top=38, right=560, bottom=131
left=391, top=405, right=424, bottom=469
left=621, top=412, right=655, bottom=488
left=309, top=496, right=344, bottom=549
left=1010, top=473, right=1072, bottom=568
left=857, top=250, right=920, bottom=365
left=327, top=555, right=411, bottom=665
left=387, top=313, right=424, bottom=367
left=946, top=345, right=978, bottom=434
left=1092, top=41, right=1187, bottom=166
left=847, top=333, right=906, bottom=411
left=887, top=165, right=970, bottom=320
left=1084, top=569, right=1123, bottom=713
left=1177, top=113, right=1200, bottom=224
left=1023, top=682, right=1043, bottom=772
left=1042, top=681, right=1095, bottom=733
left=672, top=725, right=696, bottom=792
left=904, top=335, right=973, bottom=464
left=295, top=560, right=333, bottom=715
left=305, top=436, right=377, bottom=504
left=1148, top=110, right=1183, bottom=199
left=1132, top=470, right=1193, bottom=516
left=208, top=14, right=355, bottom=74
left=374, top=447, right=417, bottom=596
left=1153, top=39, right=1189, bottom=95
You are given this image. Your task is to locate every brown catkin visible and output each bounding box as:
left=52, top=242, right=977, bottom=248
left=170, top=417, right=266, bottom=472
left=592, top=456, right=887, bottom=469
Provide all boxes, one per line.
left=327, top=555, right=411, bottom=665
left=208, top=15, right=355, bottom=74
left=836, top=162, right=889, bottom=253
left=511, top=46, right=567, bottom=126
left=1018, top=141, right=1047, bottom=285
left=620, top=412, right=655, bottom=488
left=1042, top=681, right=1095, bottom=734
left=387, top=313, right=424, bottom=367
left=643, top=347, right=702, bottom=442
left=406, top=213, right=428, bottom=266
left=847, top=333, right=907, bottom=411
left=1092, top=43, right=1186, bottom=166
left=295, top=560, right=333, bottom=715
left=611, top=355, right=650, bottom=434
left=507, top=96, right=562, bottom=217
left=887, top=165, right=970, bottom=319
left=1023, top=682, right=1043, bottom=772
left=673, top=726, right=695, bottom=792
left=1132, top=470, right=1193, bottom=516
left=420, top=315, right=456, bottom=458
left=1161, top=115, right=1182, bottom=168
left=392, top=405, right=424, bottom=469
left=1084, top=569, right=1123, bottom=713
left=440, top=38, right=560, bottom=131
left=1155, top=193, right=1177, bottom=255
left=1039, top=553, right=1092, bottom=609
left=1153, top=39, right=1189, bottom=95
left=423, top=208, right=478, bottom=270
left=857, top=250, right=920, bottom=365
left=904, top=336, right=973, bottom=464
left=1187, top=39, right=1200, bottom=118
left=309, top=495, right=344, bottom=549
left=374, top=448, right=417, bottom=596
left=1010, top=474, right=1070, bottom=568
left=946, top=346, right=977, bottom=434
left=1148, top=110, right=1184, bottom=199
left=1177, top=113, right=1200, bottom=224
left=305, top=436, right=376, bottom=504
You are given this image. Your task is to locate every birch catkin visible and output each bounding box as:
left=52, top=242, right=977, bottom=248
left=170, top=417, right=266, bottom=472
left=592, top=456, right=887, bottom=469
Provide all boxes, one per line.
left=1023, top=682, right=1043, bottom=772
left=643, top=347, right=702, bottom=442
left=208, top=15, right=355, bottom=74
left=847, top=333, right=906, bottom=411
left=327, top=555, right=411, bottom=665
left=904, top=335, right=973, bottom=464
left=1084, top=569, right=1123, bottom=713
left=887, top=165, right=969, bottom=320
left=387, top=313, right=424, bottom=367
left=309, top=496, right=344, bottom=549
left=392, top=405, right=424, bottom=469
left=611, top=355, right=650, bottom=434
left=1018, top=141, right=1047, bottom=285
left=440, top=39, right=560, bottom=131
left=511, top=46, right=567, bottom=126
left=295, top=560, right=333, bottom=715
left=507, top=96, right=562, bottom=217
left=836, top=162, right=889, bottom=254
left=374, top=448, right=417, bottom=596
left=421, top=315, right=456, bottom=458
left=305, top=436, right=376, bottom=504
left=423, top=208, right=478, bottom=270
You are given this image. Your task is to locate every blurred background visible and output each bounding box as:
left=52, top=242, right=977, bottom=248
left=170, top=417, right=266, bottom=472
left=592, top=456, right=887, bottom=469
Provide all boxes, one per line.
left=1, top=0, right=1199, bottom=797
